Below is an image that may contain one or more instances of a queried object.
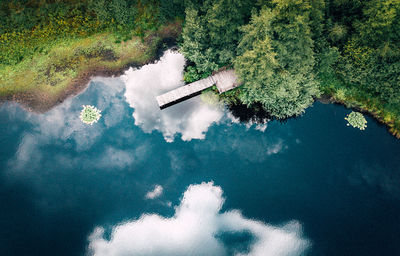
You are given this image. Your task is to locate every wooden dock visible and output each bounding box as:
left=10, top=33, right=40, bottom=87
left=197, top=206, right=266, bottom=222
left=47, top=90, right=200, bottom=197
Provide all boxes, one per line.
left=156, top=69, right=240, bottom=109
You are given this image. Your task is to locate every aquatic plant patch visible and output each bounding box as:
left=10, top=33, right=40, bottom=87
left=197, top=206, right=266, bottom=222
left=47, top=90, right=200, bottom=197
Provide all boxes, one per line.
left=80, top=105, right=101, bottom=125
left=345, top=111, right=367, bottom=130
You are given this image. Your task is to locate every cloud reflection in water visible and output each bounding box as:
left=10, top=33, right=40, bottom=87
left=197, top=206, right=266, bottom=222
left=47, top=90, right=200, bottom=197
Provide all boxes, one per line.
left=88, top=182, right=309, bottom=256
left=7, top=77, right=128, bottom=173
left=122, top=50, right=225, bottom=142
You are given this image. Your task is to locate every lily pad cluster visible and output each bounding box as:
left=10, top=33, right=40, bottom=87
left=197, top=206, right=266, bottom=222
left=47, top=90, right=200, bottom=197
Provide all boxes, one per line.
left=345, top=111, right=367, bottom=130
left=80, top=105, right=101, bottom=125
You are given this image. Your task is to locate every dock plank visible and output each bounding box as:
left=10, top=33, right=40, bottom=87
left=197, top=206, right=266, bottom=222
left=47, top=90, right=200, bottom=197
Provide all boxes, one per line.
left=156, top=69, right=241, bottom=109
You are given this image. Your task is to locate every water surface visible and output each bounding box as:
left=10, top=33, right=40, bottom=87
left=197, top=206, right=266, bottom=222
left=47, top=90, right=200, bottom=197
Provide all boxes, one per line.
left=0, top=51, right=399, bottom=256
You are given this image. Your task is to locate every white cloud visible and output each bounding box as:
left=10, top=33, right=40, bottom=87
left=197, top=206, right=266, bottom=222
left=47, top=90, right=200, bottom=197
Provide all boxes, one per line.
left=31, top=76, right=124, bottom=148
left=227, top=112, right=241, bottom=124
left=266, top=139, right=286, bottom=155
left=122, top=50, right=224, bottom=142
left=94, top=146, right=135, bottom=169
left=10, top=133, right=42, bottom=171
left=7, top=77, right=127, bottom=172
left=145, top=185, right=163, bottom=199
left=226, top=112, right=270, bottom=134
left=88, top=182, right=309, bottom=256
left=195, top=133, right=287, bottom=163
left=255, top=124, right=268, bottom=132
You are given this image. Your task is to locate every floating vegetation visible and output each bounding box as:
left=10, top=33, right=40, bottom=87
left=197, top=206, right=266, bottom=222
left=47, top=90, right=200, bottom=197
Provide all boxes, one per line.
left=80, top=105, right=101, bottom=125
left=345, top=111, right=367, bottom=130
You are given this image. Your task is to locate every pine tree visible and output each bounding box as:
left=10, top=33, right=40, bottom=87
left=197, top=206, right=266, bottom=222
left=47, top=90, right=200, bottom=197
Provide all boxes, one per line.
left=180, top=7, right=218, bottom=73
left=235, top=1, right=320, bottom=119
left=180, top=0, right=256, bottom=74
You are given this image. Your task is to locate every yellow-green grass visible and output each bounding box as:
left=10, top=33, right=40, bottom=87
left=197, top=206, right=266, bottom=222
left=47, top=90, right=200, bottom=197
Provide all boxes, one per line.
left=0, top=22, right=181, bottom=112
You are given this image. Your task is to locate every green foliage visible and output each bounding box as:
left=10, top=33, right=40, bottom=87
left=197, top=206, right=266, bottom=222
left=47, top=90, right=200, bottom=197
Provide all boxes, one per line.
left=314, top=0, right=400, bottom=137
left=200, top=91, right=224, bottom=106
left=159, top=0, right=185, bottom=21
left=0, top=12, right=102, bottom=66
left=184, top=66, right=204, bottom=83
left=328, top=23, right=348, bottom=43
left=234, top=3, right=320, bottom=119
left=0, top=0, right=161, bottom=66
left=205, top=0, right=253, bottom=65
left=345, top=111, right=367, bottom=130
left=335, top=87, right=347, bottom=102
left=180, top=8, right=218, bottom=73
left=355, top=0, right=399, bottom=49
left=180, top=0, right=256, bottom=74
left=316, top=46, right=340, bottom=75
left=333, top=0, right=400, bottom=121
left=80, top=105, right=102, bottom=125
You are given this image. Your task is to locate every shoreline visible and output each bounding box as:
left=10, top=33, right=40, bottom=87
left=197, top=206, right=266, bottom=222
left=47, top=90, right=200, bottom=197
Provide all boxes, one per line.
left=318, top=94, right=400, bottom=139
left=0, top=52, right=164, bottom=113
left=1, top=22, right=398, bottom=139
left=0, top=22, right=181, bottom=113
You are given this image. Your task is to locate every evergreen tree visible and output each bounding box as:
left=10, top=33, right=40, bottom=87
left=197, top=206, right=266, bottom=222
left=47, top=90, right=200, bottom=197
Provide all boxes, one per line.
left=112, top=0, right=129, bottom=26
left=90, top=0, right=111, bottom=25
left=205, top=0, right=253, bottom=65
left=339, top=0, right=400, bottom=104
left=159, top=0, right=185, bottom=21
left=235, top=1, right=320, bottom=119
left=180, top=7, right=218, bottom=73
left=180, top=0, right=256, bottom=74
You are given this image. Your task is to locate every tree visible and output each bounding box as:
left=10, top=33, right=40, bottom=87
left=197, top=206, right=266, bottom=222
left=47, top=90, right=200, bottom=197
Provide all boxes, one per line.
left=205, top=0, right=253, bottom=65
left=159, top=0, right=185, bottom=21
left=180, top=7, right=218, bottom=74
left=180, top=0, right=256, bottom=74
left=235, top=1, right=320, bottom=119
left=339, top=0, right=400, bottom=105
left=90, top=0, right=111, bottom=25
left=111, top=0, right=130, bottom=26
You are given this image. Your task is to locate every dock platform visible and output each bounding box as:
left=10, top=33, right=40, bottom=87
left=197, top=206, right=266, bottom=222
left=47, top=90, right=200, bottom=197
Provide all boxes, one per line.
left=156, top=69, right=240, bottom=109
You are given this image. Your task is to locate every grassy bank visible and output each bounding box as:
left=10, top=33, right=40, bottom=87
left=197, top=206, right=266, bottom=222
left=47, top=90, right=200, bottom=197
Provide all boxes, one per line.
left=0, top=21, right=181, bottom=112
left=318, top=72, right=400, bottom=139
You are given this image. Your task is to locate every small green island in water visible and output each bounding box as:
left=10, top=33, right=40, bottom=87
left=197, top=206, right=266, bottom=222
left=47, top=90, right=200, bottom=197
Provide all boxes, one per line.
left=80, top=105, right=101, bottom=125
left=345, top=111, right=367, bottom=130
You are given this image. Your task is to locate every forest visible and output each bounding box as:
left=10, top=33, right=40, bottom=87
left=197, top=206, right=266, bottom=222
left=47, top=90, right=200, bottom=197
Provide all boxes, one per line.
left=0, top=0, right=399, bottom=136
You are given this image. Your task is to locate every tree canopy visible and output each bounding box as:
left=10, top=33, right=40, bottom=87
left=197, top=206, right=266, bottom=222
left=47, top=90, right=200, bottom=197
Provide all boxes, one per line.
left=180, top=0, right=255, bottom=74
left=234, top=2, right=320, bottom=119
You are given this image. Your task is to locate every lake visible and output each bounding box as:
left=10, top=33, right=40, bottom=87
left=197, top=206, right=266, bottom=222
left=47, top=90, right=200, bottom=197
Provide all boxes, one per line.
left=0, top=50, right=399, bottom=256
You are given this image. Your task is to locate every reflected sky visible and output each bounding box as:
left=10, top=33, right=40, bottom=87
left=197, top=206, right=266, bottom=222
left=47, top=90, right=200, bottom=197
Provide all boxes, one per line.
left=122, top=50, right=226, bottom=142
left=0, top=51, right=400, bottom=255
left=88, top=182, right=309, bottom=256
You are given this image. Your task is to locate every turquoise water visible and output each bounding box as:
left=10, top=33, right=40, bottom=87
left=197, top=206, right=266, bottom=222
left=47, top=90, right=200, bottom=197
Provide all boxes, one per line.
left=0, top=51, right=399, bottom=256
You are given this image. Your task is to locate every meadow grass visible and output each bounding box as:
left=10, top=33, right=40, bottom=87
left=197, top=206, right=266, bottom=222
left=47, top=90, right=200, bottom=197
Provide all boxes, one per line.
left=0, top=22, right=180, bottom=111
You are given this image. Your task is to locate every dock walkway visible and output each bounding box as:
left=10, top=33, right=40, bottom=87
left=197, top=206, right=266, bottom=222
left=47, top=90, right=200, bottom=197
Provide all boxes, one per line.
left=156, top=69, right=240, bottom=109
